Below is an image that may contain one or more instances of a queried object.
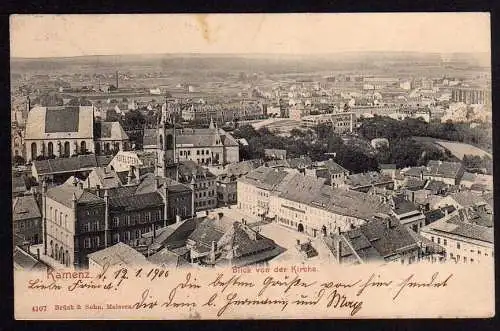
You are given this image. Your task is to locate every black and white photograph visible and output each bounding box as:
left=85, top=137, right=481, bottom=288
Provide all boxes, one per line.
left=10, top=13, right=494, bottom=319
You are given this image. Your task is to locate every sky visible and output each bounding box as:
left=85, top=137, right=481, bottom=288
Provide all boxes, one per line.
left=10, top=13, right=491, bottom=58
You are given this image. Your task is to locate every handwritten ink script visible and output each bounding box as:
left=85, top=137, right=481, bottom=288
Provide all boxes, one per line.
left=16, top=263, right=464, bottom=319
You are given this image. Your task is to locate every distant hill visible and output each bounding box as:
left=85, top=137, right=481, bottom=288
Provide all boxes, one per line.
left=10, top=52, right=490, bottom=76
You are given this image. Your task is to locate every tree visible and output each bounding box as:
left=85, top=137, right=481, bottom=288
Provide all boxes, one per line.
left=122, top=109, right=146, bottom=130
left=13, top=155, right=25, bottom=166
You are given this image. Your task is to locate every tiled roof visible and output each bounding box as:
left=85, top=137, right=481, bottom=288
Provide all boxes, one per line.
left=188, top=219, right=225, bottom=250
left=148, top=248, right=187, bottom=267
left=109, top=191, right=164, bottom=211
left=424, top=206, right=456, bottom=224
left=87, top=242, right=149, bottom=268
left=34, top=154, right=103, bottom=175
left=321, top=159, right=349, bottom=174
left=276, top=172, right=390, bottom=220
left=13, top=247, right=46, bottom=271
left=93, top=167, right=123, bottom=189
left=423, top=211, right=493, bottom=244
left=424, top=160, right=463, bottom=179
left=327, top=218, right=419, bottom=263
left=45, top=106, right=80, bottom=132
left=226, top=159, right=263, bottom=177
left=401, top=166, right=426, bottom=178
left=26, top=106, right=94, bottom=140
left=240, top=166, right=289, bottom=191
left=391, top=196, right=419, bottom=216
left=178, top=161, right=216, bottom=182
left=13, top=195, right=41, bottom=221
left=287, top=156, right=313, bottom=169
left=230, top=222, right=277, bottom=258
left=449, top=192, right=488, bottom=209
left=46, top=183, right=104, bottom=208
left=134, top=173, right=192, bottom=195
left=424, top=180, right=448, bottom=192
left=12, top=176, right=27, bottom=193
left=346, top=171, right=393, bottom=188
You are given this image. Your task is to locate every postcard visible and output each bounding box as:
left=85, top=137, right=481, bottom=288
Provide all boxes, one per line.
left=11, top=13, right=494, bottom=319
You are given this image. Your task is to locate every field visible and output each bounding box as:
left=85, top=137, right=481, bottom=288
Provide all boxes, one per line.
left=413, top=136, right=492, bottom=160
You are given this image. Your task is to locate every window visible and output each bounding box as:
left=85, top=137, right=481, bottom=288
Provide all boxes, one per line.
left=463, top=257, right=467, bottom=263
left=437, top=237, right=441, bottom=244
left=145, top=212, right=151, bottom=222
left=457, top=243, right=460, bottom=249
left=127, top=215, right=132, bottom=226
left=83, top=238, right=91, bottom=248
left=112, top=216, right=119, bottom=227
left=443, top=239, right=447, bottom=246
left=197, top=150, right=200, bottom=155
left=431, top=236, right=434, bottom=242
left=91, top=236, right=100, bottom=248
left=112, top=233, right=120, bottom=243
left=478, top=250, right=481, bottom=255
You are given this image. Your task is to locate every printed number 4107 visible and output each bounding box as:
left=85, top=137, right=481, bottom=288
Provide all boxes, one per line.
left=32, top=305, right=47, bottom=312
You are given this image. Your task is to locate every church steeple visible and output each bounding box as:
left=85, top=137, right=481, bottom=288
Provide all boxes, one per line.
left=157, top=94, right=178, bottom=180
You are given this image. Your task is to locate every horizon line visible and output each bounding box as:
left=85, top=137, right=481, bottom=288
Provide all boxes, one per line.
left=11, top=50, right=491, bottom=61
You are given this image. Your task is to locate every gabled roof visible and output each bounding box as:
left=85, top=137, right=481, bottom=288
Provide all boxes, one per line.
left=391, top=196, right=420, bottom=216
left=346, top=171, right=393, bottom=188
left=424, top=160, right=463, bottom=179
left=13, top=195, right=41, bottom=221
left=178, top=161, right=216, bottom=182
left=449, top=192, right=488, bottom=209
left=46, top=183, right=104, bottom=208
left=87, top=242, right=150, bottom=268
left=94, top=121, right=129, bottom=141
left=424, top=206, right=457, bottom=224
left=326, top=218, right=419, bottom=263
left=239, top=166, right=289, bottom=191
left=287, top=156, right=313, bottom=169
left=422, top=210, right=493, bottom=244
left=12, top=176, right=27, bottom=194
left=321, top=159, right=349, bottom=174
left=34, top=154, right=109, bottom=176
left=13, top=247, right=47, bottom=271
left=226, top=159, right=263, bottom=177
left=108, top=191, right=164, bottom=211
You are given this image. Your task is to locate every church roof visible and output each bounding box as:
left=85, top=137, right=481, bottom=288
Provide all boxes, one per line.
left=25, top=106, right=94, bottom=140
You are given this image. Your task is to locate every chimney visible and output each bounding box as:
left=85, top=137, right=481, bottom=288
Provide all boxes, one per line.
left=36, top=248, right=40, bottom=260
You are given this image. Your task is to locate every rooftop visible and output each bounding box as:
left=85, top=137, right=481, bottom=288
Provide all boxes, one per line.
left=87, top=242, right=150, bottom=268
left=13, top=195, right=41, bottom=221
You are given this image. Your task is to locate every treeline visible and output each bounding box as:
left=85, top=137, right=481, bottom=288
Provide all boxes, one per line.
left=233, top=124, right=379, bottom=173
left=358, top=116, right=492, bottom=152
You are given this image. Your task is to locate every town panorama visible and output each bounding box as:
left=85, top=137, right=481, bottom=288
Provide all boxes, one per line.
left=11, top=52, right=493, bottom=271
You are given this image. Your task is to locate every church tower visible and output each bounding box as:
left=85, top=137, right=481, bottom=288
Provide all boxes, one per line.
left=157, top=96, right=178, bottom=180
